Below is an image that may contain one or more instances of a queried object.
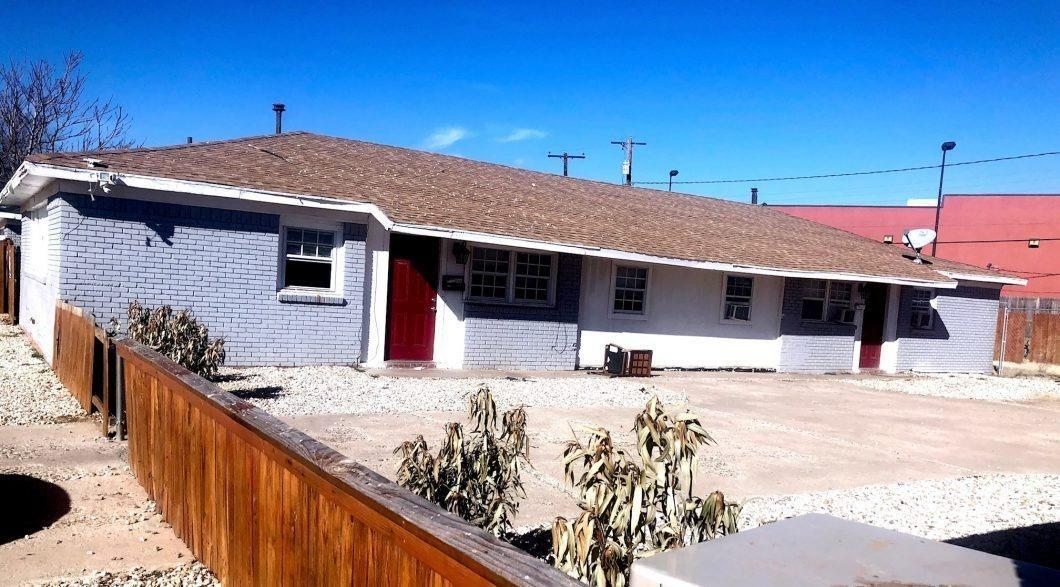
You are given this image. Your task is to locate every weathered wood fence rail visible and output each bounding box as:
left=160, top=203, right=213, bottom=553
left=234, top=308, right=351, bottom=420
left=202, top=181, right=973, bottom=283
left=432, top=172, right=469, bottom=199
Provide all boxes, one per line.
left=114, top=338, right=575, bottom=586
left=995, top=306, right=1060, bottom=367
left=0, top=239, right=17, bottom=321
left=53, top=300, right=112, bottom=435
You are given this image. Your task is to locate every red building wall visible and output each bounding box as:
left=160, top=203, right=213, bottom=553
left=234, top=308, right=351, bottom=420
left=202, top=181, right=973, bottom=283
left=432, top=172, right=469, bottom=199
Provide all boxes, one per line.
left=774, top=195, right=1060, bottom=298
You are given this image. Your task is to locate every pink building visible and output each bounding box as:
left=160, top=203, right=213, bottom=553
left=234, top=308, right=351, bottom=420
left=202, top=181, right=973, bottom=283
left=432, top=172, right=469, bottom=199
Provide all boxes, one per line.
left=773, top=194, right=1060, bottom=299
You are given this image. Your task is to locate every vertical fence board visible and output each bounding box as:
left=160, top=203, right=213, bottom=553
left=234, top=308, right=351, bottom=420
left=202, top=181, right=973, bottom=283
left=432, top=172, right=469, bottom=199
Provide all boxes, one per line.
left=113, top=338, right=574, bottom=587
left=1030, top=313, right=1060, bottom=365
left=1, top=240, right=18, bottom=322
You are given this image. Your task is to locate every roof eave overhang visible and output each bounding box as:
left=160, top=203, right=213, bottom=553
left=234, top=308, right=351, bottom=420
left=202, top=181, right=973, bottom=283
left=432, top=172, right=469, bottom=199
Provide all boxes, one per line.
left=0, top=162, right=395, bottom=228
left=2, top=162, right=959, bottom=289
left=391, top=221, right=958, bottom=289
left=936, top=270, right=1027, bottom=286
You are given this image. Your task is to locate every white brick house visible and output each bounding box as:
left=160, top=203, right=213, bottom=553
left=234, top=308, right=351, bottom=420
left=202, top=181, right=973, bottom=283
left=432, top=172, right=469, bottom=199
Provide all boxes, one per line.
left=0, top=132, right=1024, bottom=372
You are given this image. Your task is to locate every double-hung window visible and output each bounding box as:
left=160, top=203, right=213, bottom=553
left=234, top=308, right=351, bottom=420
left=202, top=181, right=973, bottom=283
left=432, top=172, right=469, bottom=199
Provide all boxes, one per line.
left=283, top=227, right=336, bottom=289
left=827, top=282, right=854, bottom=323
left=723, top=275, right=754, bottom=322
left=801, top=279, right=829, bottom=320
left=612, top=265, right=649, bottom=315
left=910, top=288, right=934, bottom=329
left=801, top=280, right=855, bottom=323
left=468, top=246, right=556, bottom=305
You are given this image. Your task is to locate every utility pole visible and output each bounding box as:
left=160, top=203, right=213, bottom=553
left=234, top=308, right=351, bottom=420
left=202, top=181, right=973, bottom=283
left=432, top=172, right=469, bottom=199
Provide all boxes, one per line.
left=547, top=152, right=585, bottom=177
left=611, top=136, right=646, bottom=185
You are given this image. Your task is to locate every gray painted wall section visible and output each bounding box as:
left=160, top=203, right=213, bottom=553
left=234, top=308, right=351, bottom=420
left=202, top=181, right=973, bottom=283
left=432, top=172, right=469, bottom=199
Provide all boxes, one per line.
left=778, top=278, right=857, bottom=372
left=54, top=193, right=367, bottom=366
left=462, top=254, right=581, bottom=370
left=895, top=284, right=1000, bottom=373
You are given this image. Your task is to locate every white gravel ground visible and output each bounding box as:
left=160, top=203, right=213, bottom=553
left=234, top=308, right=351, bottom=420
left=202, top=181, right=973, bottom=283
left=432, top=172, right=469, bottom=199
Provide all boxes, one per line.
left=845, top=373, right=1060, bottom=402
left=36, top=563, right=218, bottom=586
left=217, top=366, right=685, bottom=416
left=0, top=323, right=85, bottom=425
left=739, top=473, right=1060, bottom=543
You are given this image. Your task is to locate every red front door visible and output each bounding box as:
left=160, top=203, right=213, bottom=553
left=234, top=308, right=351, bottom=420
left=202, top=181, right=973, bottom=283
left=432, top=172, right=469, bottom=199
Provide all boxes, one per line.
left=859, top=283, right=888, bottom=369
left=386, top=236, right=439, bottom=361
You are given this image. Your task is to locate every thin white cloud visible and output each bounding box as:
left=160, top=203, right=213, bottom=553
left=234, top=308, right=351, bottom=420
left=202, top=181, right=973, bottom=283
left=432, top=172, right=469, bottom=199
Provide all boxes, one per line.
left=499, top=128, right=548, bottom=142
left=424, top=126, right=469, bottom=149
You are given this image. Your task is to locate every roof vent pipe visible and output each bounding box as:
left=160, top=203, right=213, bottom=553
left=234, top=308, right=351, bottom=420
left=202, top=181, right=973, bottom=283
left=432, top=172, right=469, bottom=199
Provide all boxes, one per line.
left=273, top=103, right=286, bottom=134
left=751, top=187, right=758, bottom=205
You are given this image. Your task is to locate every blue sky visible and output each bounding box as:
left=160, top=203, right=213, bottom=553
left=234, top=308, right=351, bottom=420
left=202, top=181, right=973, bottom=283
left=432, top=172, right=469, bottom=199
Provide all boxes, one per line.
left=3, top=1, right=1058, bottom=204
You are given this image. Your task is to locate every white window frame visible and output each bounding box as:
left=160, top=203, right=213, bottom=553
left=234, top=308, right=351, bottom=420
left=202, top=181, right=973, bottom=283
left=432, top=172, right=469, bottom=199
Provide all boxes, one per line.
left=278, top=223, right=342, bottom=294
left=801, top=280, right=856, bottom=323
left=910, top=287, right=935, bottom=330
left=721, top=273, right=754, bottom=324
left=464, top=245, right=558, bottom=307
left=800, top=279, right=829, bottom=321
left=826, top=281, right=855, bottom=323
left=609, top=262, right=651, bottom=319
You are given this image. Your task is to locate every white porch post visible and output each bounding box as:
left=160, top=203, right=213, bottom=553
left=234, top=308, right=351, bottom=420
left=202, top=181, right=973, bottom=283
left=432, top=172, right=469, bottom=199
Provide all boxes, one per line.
left=879, top=285, right=901, bottom=373
left=362, top=219, right=390, bottom=367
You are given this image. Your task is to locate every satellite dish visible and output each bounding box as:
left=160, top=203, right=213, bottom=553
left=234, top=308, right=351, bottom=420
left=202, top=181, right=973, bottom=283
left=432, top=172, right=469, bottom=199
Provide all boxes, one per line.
left=902, top=228, right=937, bottom=263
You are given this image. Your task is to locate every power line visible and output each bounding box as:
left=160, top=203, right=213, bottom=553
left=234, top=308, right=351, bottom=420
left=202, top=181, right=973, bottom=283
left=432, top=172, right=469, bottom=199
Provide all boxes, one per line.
left=547, top=151, right=585, bottom=177
left=635, top=150, right=1060, bottom=186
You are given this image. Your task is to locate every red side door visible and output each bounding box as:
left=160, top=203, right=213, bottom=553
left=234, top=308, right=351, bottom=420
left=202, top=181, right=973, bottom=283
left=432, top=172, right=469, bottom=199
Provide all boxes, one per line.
left=859, top=283, right=888, bottom=369
left=386, top=236, right=439, bottom=361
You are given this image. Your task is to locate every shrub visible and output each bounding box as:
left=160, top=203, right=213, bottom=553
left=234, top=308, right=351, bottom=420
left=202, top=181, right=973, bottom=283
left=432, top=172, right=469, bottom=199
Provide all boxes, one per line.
left=394, top=385, right=530, bottom=536
left=121, top=300, right=226, bottom=378
left=551, top=396, right=741, bottom=586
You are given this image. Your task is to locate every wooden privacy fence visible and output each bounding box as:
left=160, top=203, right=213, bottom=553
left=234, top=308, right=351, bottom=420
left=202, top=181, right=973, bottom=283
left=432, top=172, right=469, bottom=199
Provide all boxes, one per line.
left=115, top=338, right=575, bottom=587
left=995, top=306, right=1060, bottom=366
left=0, top=239, right=17, bottom=321
left=53, top=301, right=114, bottom=436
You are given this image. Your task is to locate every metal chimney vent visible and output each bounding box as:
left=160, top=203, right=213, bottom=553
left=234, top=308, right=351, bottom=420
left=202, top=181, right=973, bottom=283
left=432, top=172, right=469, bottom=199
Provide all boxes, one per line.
left=272, top=103, right=286, bottom=134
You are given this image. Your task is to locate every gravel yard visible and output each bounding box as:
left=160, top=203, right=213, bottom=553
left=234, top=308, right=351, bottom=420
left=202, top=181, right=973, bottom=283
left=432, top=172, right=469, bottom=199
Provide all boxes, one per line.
left=845, top=372, right=1060, bottom=402
left=739, top=473, right=1060, bottom=567
left=739, top=473, right=1060, bottom=540
left=217, top=366, right=684, bottom=416
left=36, top=563, right=218, bottom=587
left=0, top=324, right=86, bottom=426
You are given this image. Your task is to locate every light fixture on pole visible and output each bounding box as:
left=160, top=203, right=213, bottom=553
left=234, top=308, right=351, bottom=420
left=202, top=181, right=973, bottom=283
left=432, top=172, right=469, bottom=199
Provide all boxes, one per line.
left=668, top=169, right=679, bottom=191
left=931, top=141, right=956, bottom=256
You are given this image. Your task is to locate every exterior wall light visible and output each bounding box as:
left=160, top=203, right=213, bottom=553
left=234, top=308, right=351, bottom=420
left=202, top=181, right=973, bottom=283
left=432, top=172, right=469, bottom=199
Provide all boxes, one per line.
left=1029, top=239, right=1040, bottom=248
left=883, top=235, right=893, bottom=244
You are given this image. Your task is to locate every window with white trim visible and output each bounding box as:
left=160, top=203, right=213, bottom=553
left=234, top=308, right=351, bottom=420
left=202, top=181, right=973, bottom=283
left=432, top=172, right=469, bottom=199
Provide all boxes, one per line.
left=910, top=288, right=934, bottom=329
left=283, top=227, right=336, bottom=289
left=723, top=275, right=754, bottom=322
left=827, top=282, right=854, bottom=322
left=468, top=246, right=556, bottom=305
left=513, top=251, right=553, bottom=303
left=801, top=280, right=856, bottom=323
left=801, top=279, right=828, bottom=320
left=612, top=265, right=649, bottom=315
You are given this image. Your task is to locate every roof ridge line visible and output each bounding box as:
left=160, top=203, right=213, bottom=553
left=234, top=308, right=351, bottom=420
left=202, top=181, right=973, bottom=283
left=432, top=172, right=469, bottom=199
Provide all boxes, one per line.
left=298, top=131, right=762, bottom=208
left=33, top=131, right=310, bottom=160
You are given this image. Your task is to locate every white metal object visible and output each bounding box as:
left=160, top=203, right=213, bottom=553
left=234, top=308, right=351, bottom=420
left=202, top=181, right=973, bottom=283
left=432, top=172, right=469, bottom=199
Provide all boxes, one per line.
left=630, top=513, right=1059, bottom=587
left=902, top=228, right=937, bottom=251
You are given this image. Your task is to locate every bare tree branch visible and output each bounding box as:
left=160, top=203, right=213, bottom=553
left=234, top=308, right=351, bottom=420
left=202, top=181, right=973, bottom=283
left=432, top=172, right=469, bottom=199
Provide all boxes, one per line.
left=0, top=51, right=138, bottom=185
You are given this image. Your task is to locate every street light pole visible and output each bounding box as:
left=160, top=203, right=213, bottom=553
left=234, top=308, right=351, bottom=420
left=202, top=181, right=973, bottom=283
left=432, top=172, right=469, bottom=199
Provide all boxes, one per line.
left=668, top=169, right=679, bottom=191
left=931, top=141, right=956, bottom=257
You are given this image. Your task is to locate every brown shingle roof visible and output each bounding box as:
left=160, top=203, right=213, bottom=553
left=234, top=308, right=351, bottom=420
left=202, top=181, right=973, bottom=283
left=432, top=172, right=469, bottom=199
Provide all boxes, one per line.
left=26, top=131, right=1011, bottom=284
